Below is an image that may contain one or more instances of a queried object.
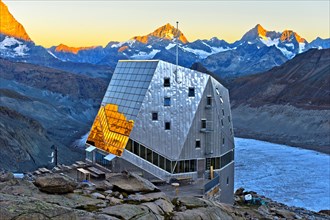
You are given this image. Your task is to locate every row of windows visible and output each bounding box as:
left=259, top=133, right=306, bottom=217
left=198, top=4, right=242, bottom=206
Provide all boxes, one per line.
left=163, top=78, right=195, bottom=97
left=126, top=140, right=196, bottom=173
left=125, top=139, right=234, bottom=174
left=205, top=150, right=234, bottom=170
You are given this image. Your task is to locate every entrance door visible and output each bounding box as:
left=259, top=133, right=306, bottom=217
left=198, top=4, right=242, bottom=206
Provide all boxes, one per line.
left=197, top=159, right=205, bottom=178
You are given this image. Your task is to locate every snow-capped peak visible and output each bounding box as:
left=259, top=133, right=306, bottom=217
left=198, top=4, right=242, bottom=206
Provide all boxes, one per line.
left=132, top=23, right=188, bottom=44
left=280, top=30, right=306, bottom=43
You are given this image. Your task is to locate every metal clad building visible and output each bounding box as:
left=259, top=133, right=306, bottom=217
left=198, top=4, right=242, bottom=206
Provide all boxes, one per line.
left=86, top=60, right=235, bottom=204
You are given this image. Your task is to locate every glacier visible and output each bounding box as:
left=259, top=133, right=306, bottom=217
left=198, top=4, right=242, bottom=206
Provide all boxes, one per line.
left=235, top=137, right=330, bottom=212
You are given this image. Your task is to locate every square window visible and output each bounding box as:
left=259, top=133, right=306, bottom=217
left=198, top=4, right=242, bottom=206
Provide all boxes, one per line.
left=201, top=119, right=206, bottom=129
left=165, top=122, right=171, bottom=130
left=164, top=78, right=170, bottom=87
left=195, top=139, right=201, bottom=148
left=164, top=97, right=171, bottom=106
left=188, top=87, right=195, bottom=97
left=152, top=112, right=158, bottom=121
left=207, top=96, right=212, bottom=106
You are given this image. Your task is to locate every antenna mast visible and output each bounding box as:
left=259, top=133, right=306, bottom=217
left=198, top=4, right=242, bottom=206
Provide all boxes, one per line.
left=176, top=21, right=179, bottom=69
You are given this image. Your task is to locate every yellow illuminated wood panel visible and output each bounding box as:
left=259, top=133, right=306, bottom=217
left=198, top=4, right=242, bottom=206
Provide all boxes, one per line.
left=87, top=104, right=134, bottom=156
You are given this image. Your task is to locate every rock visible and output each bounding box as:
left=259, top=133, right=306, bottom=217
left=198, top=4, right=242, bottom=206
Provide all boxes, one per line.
left=106, top=196, right=123, bottom=206
left=74, top=189, right=83, bottom=194
left=133, top=212, right=162, bottom=220
left=127, top=192, right=169, bottom=203
left=101, top=204, right=149, bottom=219
left=319, top=210, right=330, bottom=215
left=91, top=192, right=106, bottom=200
left=104, top=190, right=113, bottom=195
left=142, top=202, right=165, bottom=216
left=154, top=198, right=174, bottom=214
left=172, top=207, right=235, bottom=220
left=274, top=209, right=297, bottom=219
left=108, top=172, right=159, bottom=193
left=235, top=187, right=245, bottom=196
left=34, top=174, right=77, bottom=194
left=0, top=193, right=77, bottom=220
left=95, top=181, right=113, bottom=191
left=0, top=172, right=14, bottom=182
left=172, top=197, right=211, bottom=209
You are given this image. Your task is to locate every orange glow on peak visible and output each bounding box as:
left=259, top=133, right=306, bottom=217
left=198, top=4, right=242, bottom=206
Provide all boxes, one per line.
left=280, top=30, right=306, bottom=43
left=55, top=43, right=98, bottom=54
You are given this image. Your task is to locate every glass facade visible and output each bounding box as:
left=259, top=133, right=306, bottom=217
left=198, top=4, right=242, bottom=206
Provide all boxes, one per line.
left=102, top=61, right=158, bottom=121
left=87, top=104, right=134, bottom=156
left=126, top=139, right=233, bottom=174
left=205, top=150, right=234, bottom=170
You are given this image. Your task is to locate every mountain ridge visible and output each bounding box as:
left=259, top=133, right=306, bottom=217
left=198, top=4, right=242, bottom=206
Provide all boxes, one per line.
left=1, top=0, right=329, bottom=79
left=0, top=0, right=31, bottom=41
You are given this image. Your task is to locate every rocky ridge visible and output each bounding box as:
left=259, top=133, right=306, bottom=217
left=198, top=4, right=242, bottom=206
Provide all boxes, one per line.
left=0, top=171, right=329, bottom=220
left=0, top=0, right=31, bottom=41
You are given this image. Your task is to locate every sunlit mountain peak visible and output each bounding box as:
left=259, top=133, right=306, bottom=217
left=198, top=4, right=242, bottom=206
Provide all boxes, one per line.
left=132, top=23, right=188, bottom=44
left=0, top=1, right=31, bottom=41
left=54, top=44, right=98, bottom=54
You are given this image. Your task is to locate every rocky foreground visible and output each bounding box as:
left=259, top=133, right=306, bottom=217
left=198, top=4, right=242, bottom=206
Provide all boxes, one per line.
left=0, top=171, right=329, bottom=220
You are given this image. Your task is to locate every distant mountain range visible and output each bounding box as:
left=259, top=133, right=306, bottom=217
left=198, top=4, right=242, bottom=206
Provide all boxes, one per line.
left=228, top=48, right=330, bottom=153
left=1, top=0, right=329, bottom=78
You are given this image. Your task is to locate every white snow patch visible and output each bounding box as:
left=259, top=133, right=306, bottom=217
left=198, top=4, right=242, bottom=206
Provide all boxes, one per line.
left=182, top=44, right=231, bottom=59
left=111, top=39, right=136, bottom=48
left=147, top=45, right=152, bottom=49
left=131, top=49, right=160, bottom=59
left=165, top=43, right=176, bottom=50
left=235, top=137, right=330, bottom=212
left=181, top=47, right=211, bottom=59
left=277, top=47, right=294, bottom=59
left=285, top=43, right=294, bottom=49
left=47, top=50, right=58, bottom=59
left=299, top=42, right=306, bottom=53
left=247, top=41, right=252, bottom=44
left=260, top=37, right=294, bottom=59
left=0, top=37, right=29, bottom=56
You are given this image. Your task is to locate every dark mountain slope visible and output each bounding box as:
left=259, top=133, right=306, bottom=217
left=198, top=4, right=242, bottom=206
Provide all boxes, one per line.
left=229, top=49, right=330, bottom=109
left=0, top=58, right=110, bottom=171
left=228, top=49, right=330, bottom=153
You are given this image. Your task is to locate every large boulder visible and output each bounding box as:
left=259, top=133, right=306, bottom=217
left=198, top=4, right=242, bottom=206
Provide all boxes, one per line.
left=0, top=171, right=14, bottom=182
left=101, top=204, right=149, bottom=219
left=34, top=174, right=77, bottom=194
left=107, top=172, right=159, bottom=193
left=172, top=206, right=235, bottom=220
left=127, top=192, right=169, bottom=203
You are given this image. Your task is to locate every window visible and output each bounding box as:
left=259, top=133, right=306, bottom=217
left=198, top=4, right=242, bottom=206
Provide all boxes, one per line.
left=228, top=115, right=231, bottom=122
left=164, top=97, right=171, bottom=106
left=222, top=137, right=225, bottom=145
left=164, top=78, right=170, bottom=87
left=222, top=109, right=225, bottom=116
left=207, top=96, right=212, bottom=106
left=195, top=139, right=201, bottom=148
left=226, top=177, right=229, bottom=185
left=221, top=119, right=224, bottom=127
left=152, top=112, right=158, bottom=121
left=165, top=122, right=171, bottom=130
left=188, top=87, right=195, bottom=97
left=201, top=119, right=206, bottom=129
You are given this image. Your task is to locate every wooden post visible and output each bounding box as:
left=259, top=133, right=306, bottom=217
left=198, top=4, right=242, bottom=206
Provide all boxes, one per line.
left=210, top=165, right=214, bottom=179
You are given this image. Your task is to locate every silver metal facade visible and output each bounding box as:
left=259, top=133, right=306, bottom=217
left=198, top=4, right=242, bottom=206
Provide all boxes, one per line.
left=130, top=61, right=209, bottom=159
left=88, top=60, right=235, bottom=203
